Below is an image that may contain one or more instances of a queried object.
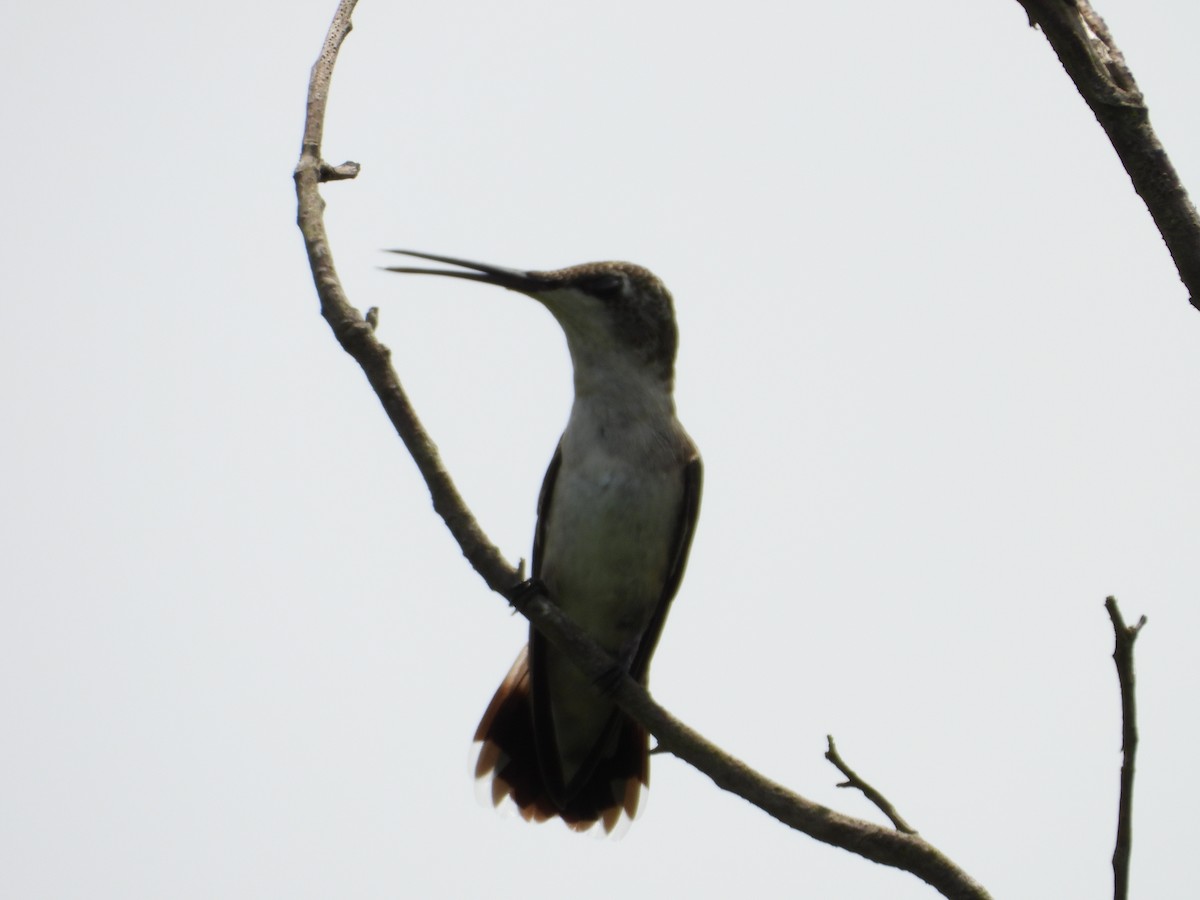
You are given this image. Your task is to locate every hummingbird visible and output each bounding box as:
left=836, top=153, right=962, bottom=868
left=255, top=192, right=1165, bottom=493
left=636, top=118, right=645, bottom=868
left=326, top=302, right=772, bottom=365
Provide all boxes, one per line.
left=385, top=249, right=702, bottom=833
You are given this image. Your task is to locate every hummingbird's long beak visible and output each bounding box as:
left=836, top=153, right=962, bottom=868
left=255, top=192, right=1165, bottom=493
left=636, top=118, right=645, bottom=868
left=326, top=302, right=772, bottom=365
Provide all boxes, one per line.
left=383, top=249, right=550, bottom=294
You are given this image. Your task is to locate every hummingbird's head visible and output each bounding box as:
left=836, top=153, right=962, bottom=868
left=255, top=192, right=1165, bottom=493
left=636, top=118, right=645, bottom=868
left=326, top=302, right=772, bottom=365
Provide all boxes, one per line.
left=385, top=250, right=679, bottom=385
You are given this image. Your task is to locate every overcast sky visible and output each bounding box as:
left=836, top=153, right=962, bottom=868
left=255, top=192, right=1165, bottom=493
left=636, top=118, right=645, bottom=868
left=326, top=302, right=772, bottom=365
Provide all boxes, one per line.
left=4, top=1, right=1199, bottom=898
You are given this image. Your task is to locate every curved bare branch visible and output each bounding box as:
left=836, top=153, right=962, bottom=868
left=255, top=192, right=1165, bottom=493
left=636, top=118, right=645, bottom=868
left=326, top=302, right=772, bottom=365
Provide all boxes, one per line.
left=292, top=4, right=992, bottom=897
left=293, top=0, right=515, bottom=593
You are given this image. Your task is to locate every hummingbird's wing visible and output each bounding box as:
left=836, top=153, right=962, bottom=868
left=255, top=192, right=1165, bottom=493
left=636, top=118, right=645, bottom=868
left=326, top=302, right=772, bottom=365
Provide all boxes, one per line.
left=471, top=446, right=566, bottom=826
left=529, top=441, right=563, bottom=583
left=629, top=454, right=702, bottom=681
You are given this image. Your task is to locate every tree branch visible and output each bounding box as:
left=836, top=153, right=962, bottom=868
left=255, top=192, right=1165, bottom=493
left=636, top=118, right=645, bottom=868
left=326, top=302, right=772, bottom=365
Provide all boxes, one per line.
left=1015, top=0, right=1200, bottom=310
left=292, top=4, right=992, bottom=897
left=1105, top=596, right=1146, bottom=900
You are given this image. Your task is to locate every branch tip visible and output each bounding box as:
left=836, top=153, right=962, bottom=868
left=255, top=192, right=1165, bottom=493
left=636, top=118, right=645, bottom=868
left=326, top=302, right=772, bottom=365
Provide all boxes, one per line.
left=1104, top=596, right=1144, bottom=900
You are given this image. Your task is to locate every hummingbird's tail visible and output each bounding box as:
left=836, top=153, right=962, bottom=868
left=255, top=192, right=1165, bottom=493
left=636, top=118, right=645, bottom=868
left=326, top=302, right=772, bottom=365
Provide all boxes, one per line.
left=472, top=645, right=647, bottom=834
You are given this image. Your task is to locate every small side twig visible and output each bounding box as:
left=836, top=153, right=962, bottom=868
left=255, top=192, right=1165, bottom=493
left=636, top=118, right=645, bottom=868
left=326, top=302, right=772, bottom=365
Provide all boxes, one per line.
left=320, top=160, right=361, bottom=182
left=826, top=736, right=918, bottom=834
left=1105, top=596, right=1146, bottom=900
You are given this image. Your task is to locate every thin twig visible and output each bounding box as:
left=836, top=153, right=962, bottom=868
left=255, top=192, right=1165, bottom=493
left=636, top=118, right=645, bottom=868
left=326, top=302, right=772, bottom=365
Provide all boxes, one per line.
left=291, top=5, right=993, bottom=897
left=1105, top=596, right=1146, bottom=900
left=1015, top=0, right=1200, bottom=310
left=826, top=736, right=918, bottom=834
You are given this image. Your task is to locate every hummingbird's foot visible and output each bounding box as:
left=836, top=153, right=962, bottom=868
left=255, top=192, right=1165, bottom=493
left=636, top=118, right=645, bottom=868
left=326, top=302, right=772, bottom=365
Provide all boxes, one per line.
left=505, top=577, right=548, bottom=613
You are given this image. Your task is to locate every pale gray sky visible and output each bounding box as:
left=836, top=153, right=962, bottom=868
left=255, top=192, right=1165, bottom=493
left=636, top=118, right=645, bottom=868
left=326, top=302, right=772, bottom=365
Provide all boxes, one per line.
left=3, top=1, right=1198, bottom=897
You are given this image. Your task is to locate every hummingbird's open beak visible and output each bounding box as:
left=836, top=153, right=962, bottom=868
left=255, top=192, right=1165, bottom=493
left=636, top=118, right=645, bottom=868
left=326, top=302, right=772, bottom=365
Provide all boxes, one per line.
left=383, top=249, right=550, bottom=294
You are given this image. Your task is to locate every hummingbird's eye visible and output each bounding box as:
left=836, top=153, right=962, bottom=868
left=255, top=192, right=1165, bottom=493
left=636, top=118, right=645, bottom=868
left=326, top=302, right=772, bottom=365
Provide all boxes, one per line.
left=585, top=274, right=623, bottom=300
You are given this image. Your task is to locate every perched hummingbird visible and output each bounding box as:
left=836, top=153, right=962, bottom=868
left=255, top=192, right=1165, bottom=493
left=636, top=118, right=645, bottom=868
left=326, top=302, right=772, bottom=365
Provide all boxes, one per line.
left=385, top=250, right=702, bottom=833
